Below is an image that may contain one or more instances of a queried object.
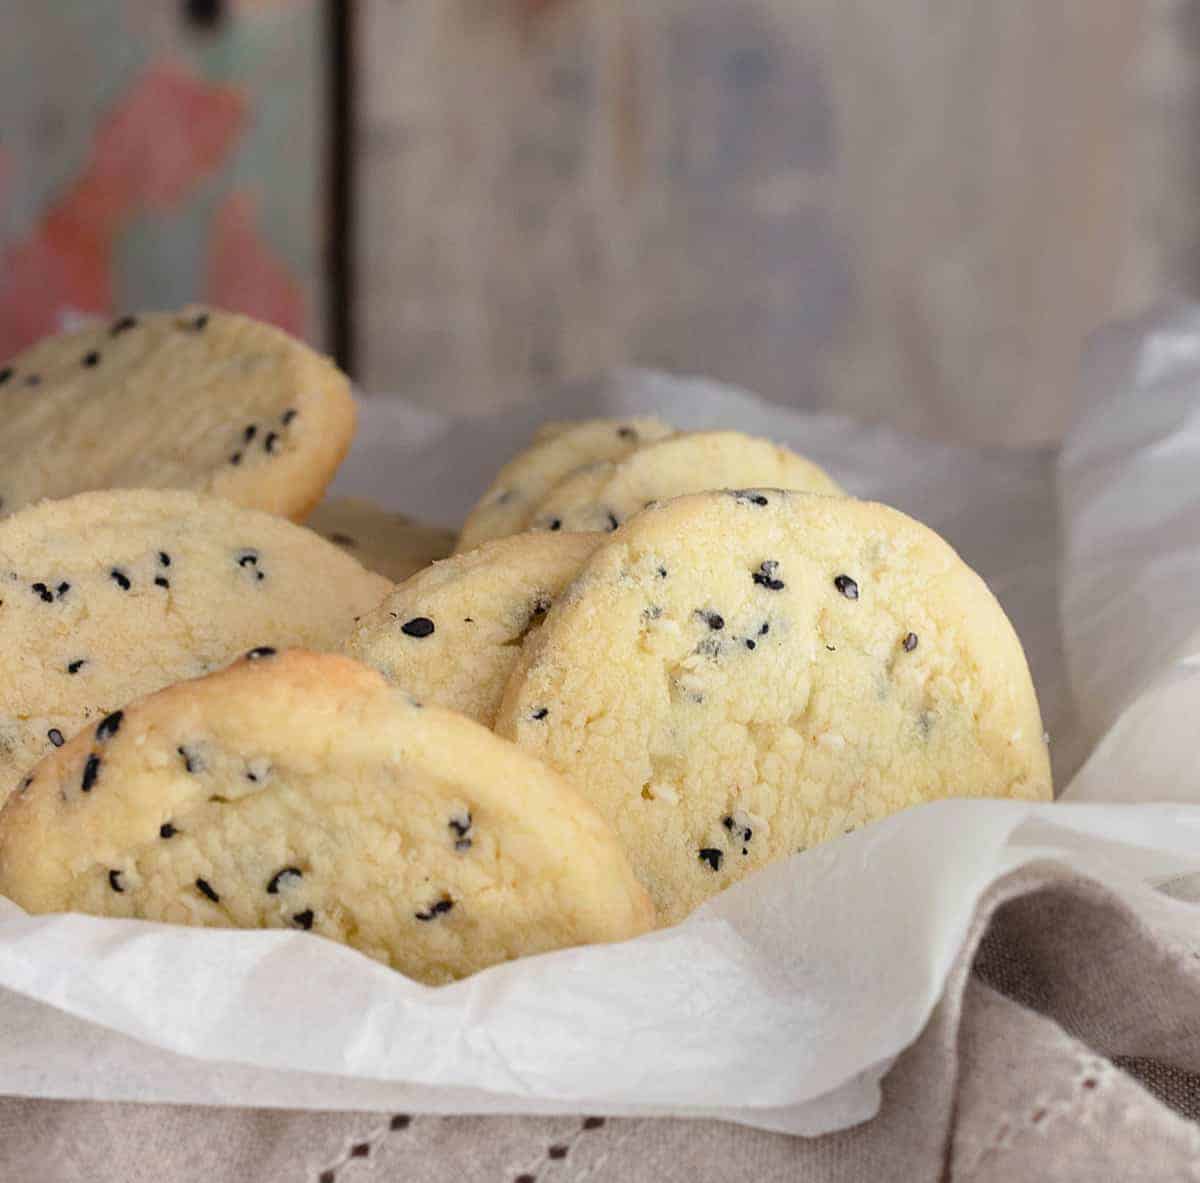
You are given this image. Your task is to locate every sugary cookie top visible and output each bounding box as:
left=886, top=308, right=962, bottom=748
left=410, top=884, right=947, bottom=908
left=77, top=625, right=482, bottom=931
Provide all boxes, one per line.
left=0, top=650, right=654, bottom=982
left=345, top=531, right=602, bottom=725
left=527, top=431, right=844, bottom=534
left=0, top=307, right=354, bottom=520
left=455, top=416, right=674, bottom=551
left=497, top=489, right=1051, bottom=923
left=0, top=489, right=390, bottom=804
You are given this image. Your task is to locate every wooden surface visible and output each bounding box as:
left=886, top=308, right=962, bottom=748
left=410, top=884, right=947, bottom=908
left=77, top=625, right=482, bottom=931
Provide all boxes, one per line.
left=0, top=0, right=327, bottom=355
left=357, top=0, right=1170, bottom=445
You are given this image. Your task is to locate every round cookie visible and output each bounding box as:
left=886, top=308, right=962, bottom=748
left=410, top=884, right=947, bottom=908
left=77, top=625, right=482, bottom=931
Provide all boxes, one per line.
left=344, top=532, right=603, bottom=726
left=455, top=416, right=674, bottom=552
left=528, top=431, right=845, bottom=534
left=0, top=650, right=655, bottom=984
left=306, top=497, right=456, bottom=583
left=0, top=307, right=354, bottom=521
left=496, top=489, right=1052, bottom=925
left=0, top=490, right=391, bottom=805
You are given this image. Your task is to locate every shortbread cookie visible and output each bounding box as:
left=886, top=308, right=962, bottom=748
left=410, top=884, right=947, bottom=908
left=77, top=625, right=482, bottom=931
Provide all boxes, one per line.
left=307, top=497, right=455, bottom=583
left=345, top=532, right=602, bottom=726
left=0, top=307, right=354, bottom=520
left=496, top=490, right=1051, bottom=924
left=528, top=431, right=844, bottom=534
left=0, top=650, right=654, bottom=983
left=455, top=417, right=674, bottom=552
left=0, top=490, right=391, bottom=804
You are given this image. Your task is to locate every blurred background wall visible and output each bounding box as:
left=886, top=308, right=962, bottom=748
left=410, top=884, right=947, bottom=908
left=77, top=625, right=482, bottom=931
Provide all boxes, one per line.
left=2, top=0, right=1197, bottom=445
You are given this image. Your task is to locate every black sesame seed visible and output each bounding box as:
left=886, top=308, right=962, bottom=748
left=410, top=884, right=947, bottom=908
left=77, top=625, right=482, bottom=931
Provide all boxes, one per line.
left=390, top=1115, right=412, bottom=1131
left=292, top=909, right=315, bottom=931
left=96, top=710, right=123, bottom=741
left=657, top=566, right=668, bottom=578
left=401, top=616, right=435, bottom=638
left=583, top=1117, right=605, bottom=1130
left=81, top=753, right=101, bottom=792
left=903, top=632, right=919, bottom=652
left=745, top=639, right=756, bottom=650
left=548, top=1145, right=569, bottom=1160
left=243, top=424, right=257, bottom=443
left=82, top=350, right=100, bottom=368
left=414, top=896, right=454, bottom=921
left=697, top=610, right=724, bottom=631
left=195, top=878, right=220, bottom=903
left=154, top=576, right=170, bottom=589
left=449, top=812, right=472, bottom=837
left=230, top=451, right=243, bottom=466
left=159, top=823, right=177, bottom=839
left=267, top=866, right=303, bottom=894
left=834, top=574, right=859, bottom=600
left=722, top=815, right=734, bottom=830
left=732, top=490, right=769, bottom=506
left=531, top=707, right=549, bottom=720
left=698, top=848, right=723, bottom=871
left=455, top=838, right=472, bottom=851
left=110, top=314, right=138, bottom=335
left=245, top=646, right=277, bottom=660
left=67, top=659, right=86, bottom=675
left=47, top=728, right=64, bottom=747
left=548, top=518, right=562, bottom=531
left=617, top=426, right=637, bottom=439
left=31, top=582, right=52, bottom=603
left=605, top=511, right=619, bottom=531
left=281, top=408, right=298, bottom=425
left=108, top=869, right=124, bottom=893
left=178, top=746, right=200, bottom=773
left=236, top=549, right=259, bottom=567
left=350, top=1143, right=369, bottom=1159
left=191, top=313, right=210, bottom=331
left=825, top=643, right=836, bottom=652
left=264, top=431, right=280, bottom=454
left=110, top=568, right=131, bottom=591
left=752, top=560, right=785, bottom=591
left=56, top=581, right=69, bottom=597
left=0, top=367, right=12, bottom=385
left=158, top=551, right=171, bottom=567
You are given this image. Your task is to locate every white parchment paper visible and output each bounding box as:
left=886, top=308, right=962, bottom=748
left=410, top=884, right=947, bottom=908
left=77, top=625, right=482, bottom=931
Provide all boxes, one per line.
left=2, top=315, right=1200, bottom=1134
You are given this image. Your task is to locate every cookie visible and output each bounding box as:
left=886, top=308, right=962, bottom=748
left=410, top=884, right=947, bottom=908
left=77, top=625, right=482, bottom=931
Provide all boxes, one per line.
left=527, top=431, right=845, bottom=534
left=0, top=307, right=354, bottom=521
left=344, top=532, right=603, bottom=726
left=0, top=490, right=391, bottom=805
left=0, top=650, right=655, bottom=983
left=496, top=490, right=1051, bottom=924
left=306, top=497, right=456, bottom=583
left=455, top=416, right=674, bottom=552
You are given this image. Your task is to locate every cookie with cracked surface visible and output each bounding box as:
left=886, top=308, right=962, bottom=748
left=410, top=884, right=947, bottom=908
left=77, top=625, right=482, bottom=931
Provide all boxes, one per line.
left=527, top=431, right=845, bottom=534
left=0, top=489, right=391, bottom=805
left=344, top=531, right=602, bottom=726
left=0, top=650, right=655, bottom=983
left=306, top=497, right=456, bottom=583
left=455, top=417, right=674, bottom=552
left=0, top=307, right=354, bottom=521
left=496, top=489, right=1051, bottom=924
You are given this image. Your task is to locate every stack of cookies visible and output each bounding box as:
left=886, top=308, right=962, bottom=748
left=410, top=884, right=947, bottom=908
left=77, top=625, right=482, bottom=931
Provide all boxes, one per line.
left=0, top=309, right=1052, bottom=984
